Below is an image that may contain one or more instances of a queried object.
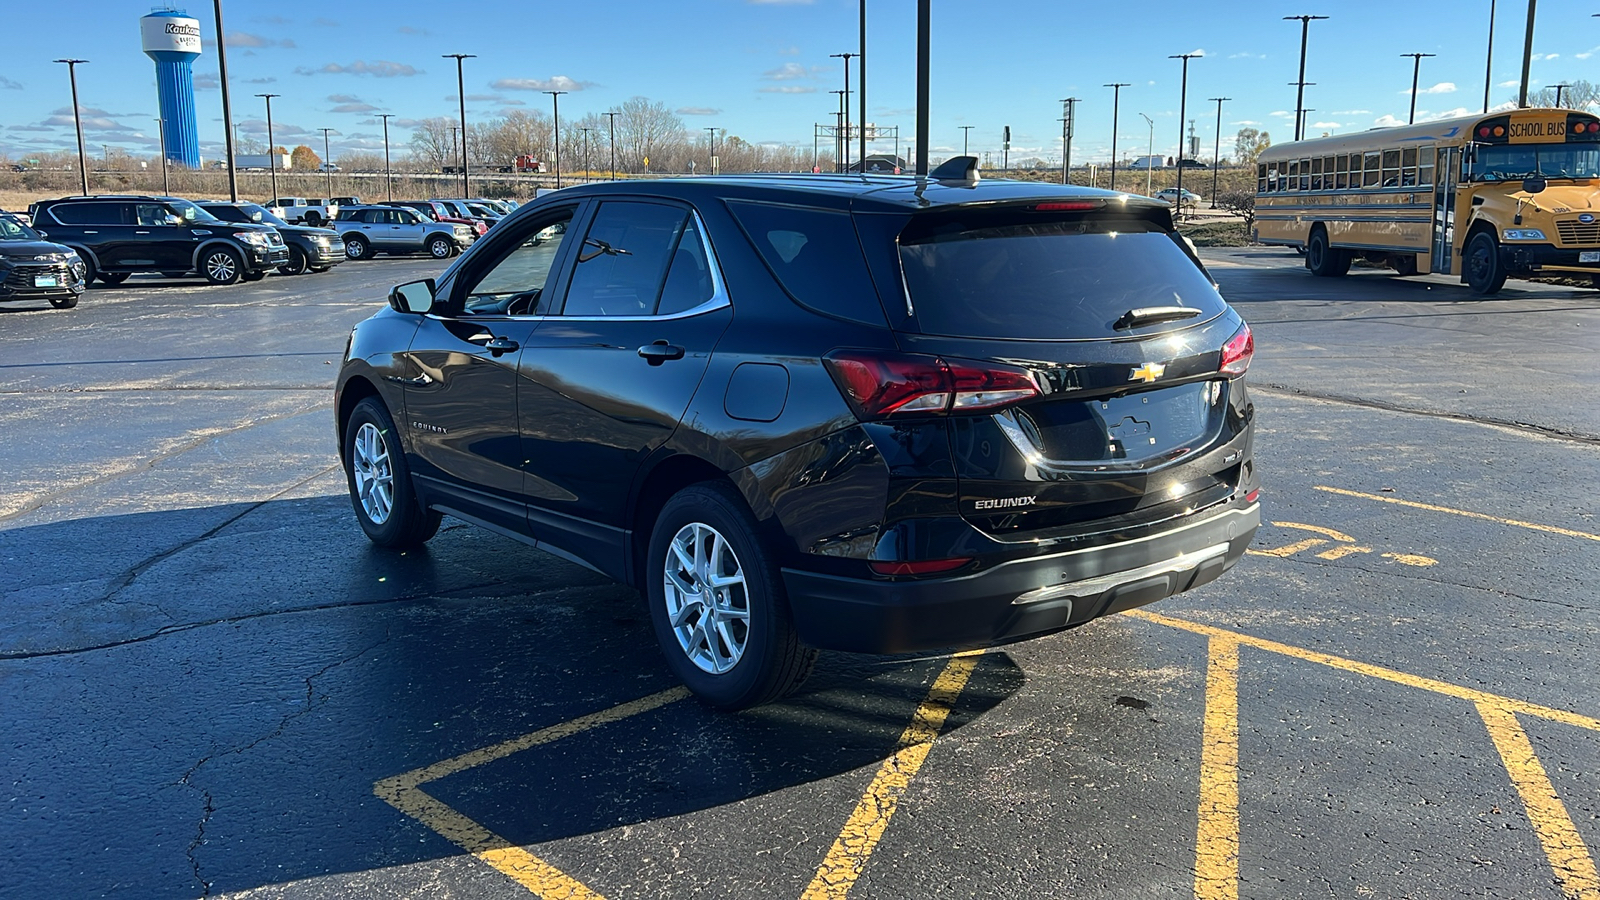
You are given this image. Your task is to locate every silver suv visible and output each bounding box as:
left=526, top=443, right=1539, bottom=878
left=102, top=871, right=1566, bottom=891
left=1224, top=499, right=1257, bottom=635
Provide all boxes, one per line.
left=333, top=206, right=474, bottom=260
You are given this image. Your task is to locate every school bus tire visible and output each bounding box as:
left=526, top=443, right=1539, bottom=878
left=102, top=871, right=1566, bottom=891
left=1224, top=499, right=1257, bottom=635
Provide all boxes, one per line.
left=1464, top=231, right=1508, bottom=295
left=1306, top=227, right=1351, bottom=277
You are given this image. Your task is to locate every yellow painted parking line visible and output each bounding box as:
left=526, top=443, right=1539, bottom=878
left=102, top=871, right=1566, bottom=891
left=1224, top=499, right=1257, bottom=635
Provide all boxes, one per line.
left=1246, top=537, right=1327, bottom=558
left=1315, top=544, right=1372, bottom=560
left=1194, top=636, right=1241, bottom=900
left=801, top=650, right=984, bottom=900
left=374, top=687, right=690, bottom=899
left=1477, top=703, right=1600, bottom=900
left=1273, top=521, right=1359, bottom=543
left=1315, top=486, right=1600, bottom=542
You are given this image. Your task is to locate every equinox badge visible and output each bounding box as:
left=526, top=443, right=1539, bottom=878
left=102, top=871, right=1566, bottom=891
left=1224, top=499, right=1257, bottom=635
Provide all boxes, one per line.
left=974, top=496, right=1037, bottom=511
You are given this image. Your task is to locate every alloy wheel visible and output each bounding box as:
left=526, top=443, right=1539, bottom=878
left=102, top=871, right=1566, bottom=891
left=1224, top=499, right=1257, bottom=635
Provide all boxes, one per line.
left=351, top=422, right=394, bottom=525
left=430, top=239, right=452, bottom=258
left=205, top=252, right=237, bottom=282
left=663, top=522, right=750, bottom=675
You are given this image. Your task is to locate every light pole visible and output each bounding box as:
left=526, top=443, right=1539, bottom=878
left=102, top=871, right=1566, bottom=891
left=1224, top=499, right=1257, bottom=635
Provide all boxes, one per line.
left=704, top=126, right=717, bottom=175
left=211, top=0, right=240, bottom=199
left=1484, top=0, right=1498, bottom=113
left=1208, top=97, right=1229, bottom=207
left=1517, top=0, right=1538, bottom=107
left=443, top=53, right=476, bottom=197
left=1170, top=53, right=1199, bottom=220
left=581, top=126, right=596, bottom=181
left=544, top=90, right=567, bottom=188
left=604, top=110, right=619, bottom=180
left=830, top=52, right=856, bottom=171
left=1104, top=82, right=1129, bottom=193
left=377, top=113, right=395, bottom=201
left=54, top=59, right=90, bottom=195
left=1284, top=15, right=1328, bottom=141
left=830, top=90, right=848, bottom=171
left=1402, top=53, right=1436, bottom=123
left=959, top=125, right=973, bottom=157
left=156, top=118, right=170, bottom=194
left=1140, top=112, right=1155, bottom=195
left=319, top=127, right=336, bottom=197
left=1300, top=109, right=1315, bottom=136
left=1060, top=98, right=1079, bottom=185
left=914, top=0, right=929, bottom=176
left=858, top=0, right=868, bottom=169
left=1551, top=83, right=1570, bottom=107
left=256, top=93, right=279, bottom=201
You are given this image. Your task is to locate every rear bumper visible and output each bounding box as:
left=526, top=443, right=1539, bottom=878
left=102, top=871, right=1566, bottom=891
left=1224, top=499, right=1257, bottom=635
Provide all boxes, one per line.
left=783, top=503, right=1260, bottom=654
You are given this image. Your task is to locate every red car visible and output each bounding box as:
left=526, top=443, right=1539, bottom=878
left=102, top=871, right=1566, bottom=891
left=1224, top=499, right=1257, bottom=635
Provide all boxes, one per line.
left=385, top=201, right=488, bottom=236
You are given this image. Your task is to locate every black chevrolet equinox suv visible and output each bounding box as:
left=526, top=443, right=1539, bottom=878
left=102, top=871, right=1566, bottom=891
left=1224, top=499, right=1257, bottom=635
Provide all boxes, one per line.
left=335, top=162, right=1261, bottom=708
left=29, top=195, right=288, bottom=285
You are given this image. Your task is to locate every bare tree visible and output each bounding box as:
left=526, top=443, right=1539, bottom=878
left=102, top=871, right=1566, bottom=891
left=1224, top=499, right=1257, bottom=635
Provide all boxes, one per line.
left=408, top=117, right=458, bottom=171
left=615, top=96, right=687, bottom=173
left=1215, top=189, right=1257, bottom=239
left=1529, top=80, right=1598, bottom=111
left=1234, top=128, right=1271, bottom=167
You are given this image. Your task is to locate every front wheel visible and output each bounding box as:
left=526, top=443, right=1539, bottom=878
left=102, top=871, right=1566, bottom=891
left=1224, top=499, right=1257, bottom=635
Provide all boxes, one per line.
left=342, top=397, right=441, bottom=548
left=646, top=482, right=817, bottom=710
left=1464, top=232, right=1508, bottom=295
left=427, top=235, right=455, bottom=259
left=202, top=248, right=243, bottom=285
left=278, top=246, right=309, bottom=276
left=49, top=293, right=80, bottom=309
left=1306, top=229, right=1350, bottom=277
left=344, top=236, right=371, bottom=260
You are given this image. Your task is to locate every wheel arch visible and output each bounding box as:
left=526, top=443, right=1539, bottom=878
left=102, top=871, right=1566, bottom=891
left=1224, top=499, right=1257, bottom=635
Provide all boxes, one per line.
left=627, top=453, right=737, bottom=588
left=60, top=243, right=101, bottom=269
left=189, top=239, right=245, bottom=270
left=336, top=374, right=383, bottom=457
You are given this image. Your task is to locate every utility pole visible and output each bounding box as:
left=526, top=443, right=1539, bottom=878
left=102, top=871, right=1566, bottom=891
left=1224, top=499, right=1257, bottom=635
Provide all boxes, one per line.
left=1402, top=53, right=1436, bottom=123
left=1484, top=0, right=1498, bottom=113
left=604, top=110, right=619, bottom=180
left=705, top=125, right=717, bottom=175
left=443, top=53, right=476, bottom=197
left=544, top=90, right=567, bottom=188
left=1518, top=0, right=1537, bottom=107
left=256, top=93, right=280, bottom=201
left=377, top=113, right=394, bottom=201
left=1284, top=15, right=1328, bottom=141
left=1060, top=98, right=1079, bottom=185
left=1170, top=53, right=1198, bottom=220
left=1552, top=82, right=1569, bottom=107
left=1002, top=125, right=1010, bottom=171
left=858, top=0, right=868, bottom=169
left=831, top=91, right=848, bottom=172
left=914, top=0, right=929, bottom=176
left=1140, top=112, right=1155, bottom=195
left=319, top=127, right=336, bottom=198
left=960, top=125, right=973, bottom=157
left=1104, top=83, right=1129, bottom=193
left=581, top=126, right=596, bottom=181
left=156, top=118, right=169, bottom=194
left=830, top=52, right=856, bottom=172
left=1209, top=97, right=1229, bottom=207
left=55, top=60, right=90, bottom=195
left=213, top=0, right=239, bottom=200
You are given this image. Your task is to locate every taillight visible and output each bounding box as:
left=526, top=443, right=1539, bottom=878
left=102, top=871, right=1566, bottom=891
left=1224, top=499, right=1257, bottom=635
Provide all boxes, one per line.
left=1220, top=323, right=1254, bottom=376
left=824, top=351, right=1040, bottom=420
left=869, top=557, right=972, bottom=576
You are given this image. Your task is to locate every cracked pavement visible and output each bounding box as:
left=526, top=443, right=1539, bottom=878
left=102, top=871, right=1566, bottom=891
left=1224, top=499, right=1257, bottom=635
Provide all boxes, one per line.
left=2, top=249, right=1597, bottom=898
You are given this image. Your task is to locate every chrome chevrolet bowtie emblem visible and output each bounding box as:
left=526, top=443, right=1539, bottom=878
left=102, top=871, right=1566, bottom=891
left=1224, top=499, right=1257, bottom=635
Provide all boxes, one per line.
left=1129, top=362, right=1165, bottom=384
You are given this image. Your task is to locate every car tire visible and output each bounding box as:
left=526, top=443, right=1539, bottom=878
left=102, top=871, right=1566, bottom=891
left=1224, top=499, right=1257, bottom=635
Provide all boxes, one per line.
left=1465, top=231, right=1509, bottom=295
left=242, top=270, right=267, bottom=282
left=201, top=247, right=244, bottom=285
left=48, top=293, right=80, bottom=309
left=342, top=397, right=442, bottom=548
left=77, top=255, right=98, bottom=285
left=160, top=270, right=188, bottom=279
left=309, top=266, right=330, bottom=274
left=279, top=247, right=309, bottom=276
left=98, top=271, right=130, bottom=285
left=303, top=212, right=323, bottom=227
left=426, top=235, right=455, bottom=259
left=344, top=236, right=371, bottom=260
left=1305, top=228, right=1350, bottom=277
left=646, top=482, right=817, bottom=710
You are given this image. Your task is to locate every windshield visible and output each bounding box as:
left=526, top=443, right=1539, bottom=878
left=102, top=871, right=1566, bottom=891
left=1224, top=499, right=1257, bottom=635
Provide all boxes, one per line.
left=238, top=204, right=289, bottom=227
left=164, top=198, right=224, bottom=224
left=1470, top=143, right=1600, bottom=181
left=0, top=216, right=42, bottom=241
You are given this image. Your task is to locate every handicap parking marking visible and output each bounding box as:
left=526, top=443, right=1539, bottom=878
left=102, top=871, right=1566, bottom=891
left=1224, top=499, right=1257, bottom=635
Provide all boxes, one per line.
left=1131, top=610, right=1600, bottom=900
left=1315, top=485, right=1600, bottom=543
left=1247, top=520, right=1435, bottom=567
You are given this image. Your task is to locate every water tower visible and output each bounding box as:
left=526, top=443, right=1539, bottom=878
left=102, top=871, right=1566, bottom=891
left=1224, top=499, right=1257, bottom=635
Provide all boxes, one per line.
left=140, top=8, right=203, bottom=169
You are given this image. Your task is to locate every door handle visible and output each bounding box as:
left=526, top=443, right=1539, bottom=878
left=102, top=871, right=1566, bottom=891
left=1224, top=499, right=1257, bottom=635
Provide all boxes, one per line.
left=638, top=341, right=685, bottom=365
left=483, top=336, right=520, bottom=356
left=134, top=230, right=151, bottom=234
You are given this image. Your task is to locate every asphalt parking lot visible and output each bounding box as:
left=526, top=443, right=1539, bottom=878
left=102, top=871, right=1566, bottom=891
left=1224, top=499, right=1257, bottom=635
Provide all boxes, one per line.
left=2, top=251, right=1597, bottom=899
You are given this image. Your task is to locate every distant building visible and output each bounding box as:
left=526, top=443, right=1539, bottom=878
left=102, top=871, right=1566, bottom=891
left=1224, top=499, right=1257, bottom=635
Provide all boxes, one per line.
left=846, top=154, right=907, bottom=174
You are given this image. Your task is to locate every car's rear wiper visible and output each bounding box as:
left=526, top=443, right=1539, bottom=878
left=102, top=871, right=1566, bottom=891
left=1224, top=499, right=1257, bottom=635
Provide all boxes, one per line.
left=1114, top=306, right=1202, bottom=330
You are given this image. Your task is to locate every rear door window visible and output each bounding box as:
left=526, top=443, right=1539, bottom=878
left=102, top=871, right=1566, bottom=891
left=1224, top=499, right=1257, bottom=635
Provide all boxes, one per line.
left=560, top=201, right=687, bottom=317
left=50, top=202, right=126, bottom=226
left=897, top=212, right=1225, bottom=339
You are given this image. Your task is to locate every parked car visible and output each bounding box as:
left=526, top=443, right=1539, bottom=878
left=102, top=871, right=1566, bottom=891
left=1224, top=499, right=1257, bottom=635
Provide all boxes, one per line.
left=335, top=165, right=1261, bottom=709
left=1, top=206, right=33, bottom=226
left=463, top=201, right=506, bottom=226
left=1176, top=159, right=1210, bottom=169
left=0, top=213, right=87, bottom=308
left=1154, top=187, right=1202, bottom=207
left=329, top=196, right=362, bottom=207
left=268, top=197, right=339, bottom=226
left=318, top=163, right=342, bottom=173
left=387, top=200, right=488, bottom=237
left=429, top=199, right=492, bottom=230
left=28, top=195, right=288, bottom=285
left=198, top=201, right=344, bottom=275
left=332, top=205, right=475, bottom=260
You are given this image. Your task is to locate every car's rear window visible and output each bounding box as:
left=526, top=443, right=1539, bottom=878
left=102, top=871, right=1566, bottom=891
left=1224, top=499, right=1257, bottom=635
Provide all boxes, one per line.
left=726, top=200, right=886, bottom=326
left=897, top=212, right=1224, bottom=340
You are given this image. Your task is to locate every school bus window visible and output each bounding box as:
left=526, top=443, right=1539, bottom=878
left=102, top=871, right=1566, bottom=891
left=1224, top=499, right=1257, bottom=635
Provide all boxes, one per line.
left=1311, top=156, right=1323, bottom=190
left=1286, top=159, right=1298, bottom=190
left=1335, top=154, right=1349, bottom=189
left=1299, top=158, right=1311, bottom=190
left=1257, top=163, right=1267, bottom=192
left=1400, top=147, right=1418, bottom=186
left=1323, top=156, right=1335, bottom=187
left=1363, top=152, right=1381, bottom=187
left=1381, top=149, right=1401, bottom=187
left=1417, top=147, right=1434, bottom=186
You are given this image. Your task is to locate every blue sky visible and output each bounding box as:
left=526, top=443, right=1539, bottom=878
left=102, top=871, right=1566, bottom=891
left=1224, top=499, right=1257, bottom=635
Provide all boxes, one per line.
left=3, top=0, right=1599, bottom=165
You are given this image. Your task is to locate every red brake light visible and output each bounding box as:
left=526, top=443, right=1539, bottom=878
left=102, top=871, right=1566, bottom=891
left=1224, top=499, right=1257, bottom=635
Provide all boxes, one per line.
left=1479, top=126, right=1492, bottom=137
left=824, top=351, right=1040, bottom=420
left=1220, top=323, right=1254, bottom=376
left=869, top=557, right=972, bottom=576
left=1033, top=201, right=1100, bottom=211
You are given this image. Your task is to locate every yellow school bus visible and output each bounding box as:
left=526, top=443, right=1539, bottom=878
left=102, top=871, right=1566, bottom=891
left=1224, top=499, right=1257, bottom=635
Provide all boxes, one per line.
left=1255, top=108, right=1600, bottom=294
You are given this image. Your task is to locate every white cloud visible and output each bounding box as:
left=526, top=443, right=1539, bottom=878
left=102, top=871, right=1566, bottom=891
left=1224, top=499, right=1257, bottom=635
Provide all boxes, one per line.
left=1497, top=79, right=1522, bottom=87
left=492, top=76, right=595, bottom=92
left=1312, top=121, right=1341, bottom=129
left=1231, top=120, right=1261, bottom=126
left=1401, top=82, right=1457, bottom=96
left=676, top=107, right=721, bottom=116
left=1228, top=52, right=1266, bottom=59
left=296, top=60, right=420, bottom=77
left=759, top=86, right=816, bottom=94
left=762, top=62, right=812, bottom=81
left=226, top=31, right=295, bottom=48
left=1373, top=114, right=1405, bottom=127
left=1530, top=53, right=1559, bottom=61
left=1268, top=110, right=1293, bottom=118
left=1329, top=109, right=1370, bottom=115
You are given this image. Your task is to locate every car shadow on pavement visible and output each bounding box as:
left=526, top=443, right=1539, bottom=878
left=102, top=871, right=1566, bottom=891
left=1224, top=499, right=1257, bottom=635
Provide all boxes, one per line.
left=1215, top=264, right=1596, bottom=305
left=0, top=497, right=1024, bottom=898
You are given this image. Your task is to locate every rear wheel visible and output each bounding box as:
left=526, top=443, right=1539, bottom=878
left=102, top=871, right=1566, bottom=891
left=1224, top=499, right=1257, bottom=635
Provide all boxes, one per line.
left=344, top=236, right=371, bottom=260
left=202, top=248, right=243, bottom=285
left=303, top=212, right=323, bottom=226
left=1306, top=229, right=1350, bottom=277
left=278, top=246, right=309, bottom=276
left=342, top=397, right=441, bottom=548
left=1391, top=254, right=1419, bottom=277
left=98, top=271, right=130, bottom=285
left=646, top=482, right=817, bottom=710
left=48, top=293, right=80, bottom=309
left=1464, top=231, right=1508, bottom=295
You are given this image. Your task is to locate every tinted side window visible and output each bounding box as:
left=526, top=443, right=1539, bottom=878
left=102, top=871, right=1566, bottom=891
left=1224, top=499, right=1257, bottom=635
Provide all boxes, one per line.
left=463, top=210, right=576, bottom=316
left=561, top=201, right=688, bottom=317
left=50, top=202, right=125, bottom=226
left=655, top=217, right=715, bottom=316
left=726, top=201, right=880, bottom=324
left=135, top=203, right=169, bottom=226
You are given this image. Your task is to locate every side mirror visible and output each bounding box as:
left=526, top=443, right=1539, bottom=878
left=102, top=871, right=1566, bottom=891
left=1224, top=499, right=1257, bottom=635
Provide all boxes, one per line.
left=35, top=230, right=48, bottom=238
left=389, top=278, right=436, bottom=314
left=165, top=214, right=184, bottom=226
left=1521, top=176, right=1547, bottom=194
